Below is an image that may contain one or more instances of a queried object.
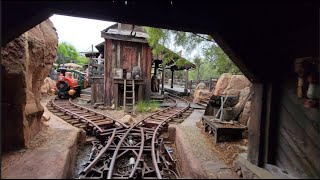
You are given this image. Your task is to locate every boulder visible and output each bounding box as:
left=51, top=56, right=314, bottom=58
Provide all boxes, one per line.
left=195, top=82, right=207, bottom=90
left=1, top=19, right=58, bottom=151
left=223, top=75, right=251, bottom=95
left=232, top=87, right=251, bottom=117
left=239, top=101, right=251, bottom=126
left=119, top=115, right=135, bottom=125
left=213, top=73, right=232, bottom=96
left=193, top=89, right=213, bottom=103
left=40, top=77, right=56, bottom=93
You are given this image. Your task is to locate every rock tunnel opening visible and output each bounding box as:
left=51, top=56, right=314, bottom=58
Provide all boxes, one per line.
left=1, top=14, right=254, bottom=179
left=2, top=2, right=318, bottom=179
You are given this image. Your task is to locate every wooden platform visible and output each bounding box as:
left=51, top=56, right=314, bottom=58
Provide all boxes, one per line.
left=150, top=92, right=165, bottom=100
left=81, top=87, right=91, bottom=95
left=201, top=115, right=247, bottom=143
left=164, top=84, right=190, bottom=96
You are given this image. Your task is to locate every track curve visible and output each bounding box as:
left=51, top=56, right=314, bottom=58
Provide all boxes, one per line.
left=47, top=94, right=191, bottom=179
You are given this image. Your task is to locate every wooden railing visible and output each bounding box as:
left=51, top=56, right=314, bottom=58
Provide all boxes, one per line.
left=189, top=79, right=218, bottom=91
left=164, top=78, right=218, bottom=92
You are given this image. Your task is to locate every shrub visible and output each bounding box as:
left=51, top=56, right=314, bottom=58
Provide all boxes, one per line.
left=136, top=100, right=160, bottom=113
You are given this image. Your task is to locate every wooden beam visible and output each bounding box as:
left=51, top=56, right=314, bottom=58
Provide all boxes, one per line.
left=211, top=32, right=260, bottom=83
left=171, top=69, right=174, bottom=88
left=114, top=84, right=118, bottom=109
left=104, top=39, right=113, bottom=106
left=161, top=63, right=165, bottom=95
left=247, top=83, right=263, bottom=165
left=117, top=41, right=121, bottom=68
left=185, top=70, right=188, bottom=92
left=263, top=82, right=273, bottom=164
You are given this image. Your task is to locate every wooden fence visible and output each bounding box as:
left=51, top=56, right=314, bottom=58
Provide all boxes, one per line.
left=164, top=78, right=218, bottom=92
left=89, top=58, right=104, bottom=104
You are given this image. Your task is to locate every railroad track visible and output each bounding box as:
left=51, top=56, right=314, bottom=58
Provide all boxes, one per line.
left=47, top=94, right=191, bottom=179
left=47, top=98, right=129, bottom=136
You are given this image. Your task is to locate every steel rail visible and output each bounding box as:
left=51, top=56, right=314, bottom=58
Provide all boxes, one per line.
left=151, top=94, right=190, bottom=179
left=51, top=95, right=186, bottom=179
left=129, top=127, right=145, bottom=178
left=107, top=95, right=178, bottom=179
left=50, top=98, right=129, bottom=134
left=68, top=98, right=129, bottom=129
left=81, top=128, right=117, bottom=175
left=51, top=98, right=104, bottom=132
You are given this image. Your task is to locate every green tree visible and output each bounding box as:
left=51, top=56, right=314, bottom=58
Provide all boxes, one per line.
left=56, top=42, right=88, bottom=67
left=193, top=57, right=204, bottom=82
left=144, top=27, right=241, bottom=77
left=204, top=45, right=241, bottom=75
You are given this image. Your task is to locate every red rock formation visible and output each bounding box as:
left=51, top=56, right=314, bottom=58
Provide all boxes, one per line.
left=1, top=19, right=58, bottom=151
left=213, top=73, right=232, bottom=96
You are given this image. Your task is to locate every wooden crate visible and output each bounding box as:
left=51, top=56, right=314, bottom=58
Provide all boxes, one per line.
left=202, top=115, right=247, bottom=143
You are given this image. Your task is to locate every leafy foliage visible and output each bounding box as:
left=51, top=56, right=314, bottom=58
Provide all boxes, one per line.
left=204, top=45, right=241, bottom=75
left=56, top=42, right=88, bottom=67
left=144, top=27, right=191, bottom=67
left=143, top=26, right=241, bottom=80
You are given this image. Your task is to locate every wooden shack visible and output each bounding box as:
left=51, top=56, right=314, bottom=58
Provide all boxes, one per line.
left=101, top=23, right=152, bottom=109
left=83, top=43, right=105, bottom=105
left=89, top=23, right=195, bottom=111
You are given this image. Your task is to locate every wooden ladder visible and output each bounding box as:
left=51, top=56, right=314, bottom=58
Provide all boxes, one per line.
left=123, top=79, right=135, bottom=115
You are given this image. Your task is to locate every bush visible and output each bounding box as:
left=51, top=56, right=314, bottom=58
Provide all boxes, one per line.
left=136, top=100, right=160, bottom=113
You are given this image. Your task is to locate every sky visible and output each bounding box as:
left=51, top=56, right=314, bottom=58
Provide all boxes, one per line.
left=49, top=14, right=200, bottom=60
left=49, top=14, right=116, bottom=52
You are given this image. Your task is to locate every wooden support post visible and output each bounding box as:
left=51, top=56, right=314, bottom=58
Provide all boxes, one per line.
left=138, top=84, right=143, bottom=101
left=189, top=80, right=192, bottom=93
left=161, top=63, right=165, bottom=95
left=248, top=83, right=264, bottom=166
left=209, top=77, right=213, bottom=92
left=123, top=79, right=126, bottom=112
left=114, top=84, right=118, bottom=110
left=117, top=41, right=121, bottom=68
left=184, top=69, right=188, bottom=93
left=154, top=62, right=159, bottom=76
left=171, top=69, right=174, bottom=89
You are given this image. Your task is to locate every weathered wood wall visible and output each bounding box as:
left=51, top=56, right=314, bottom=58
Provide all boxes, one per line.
left=143, top=44, right=152, bottom=100
left=89, top=58, right=104, bottom=104
left=104, top=39, right=113, bottom=106
left=91, top=77, right=104, bottom=104
left=104, top=38, right=152, bottom=106
left=273, top=75, right=320, bottom=178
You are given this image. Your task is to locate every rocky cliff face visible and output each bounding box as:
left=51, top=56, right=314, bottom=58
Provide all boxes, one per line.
left=1, top=19, right=58, bottom=151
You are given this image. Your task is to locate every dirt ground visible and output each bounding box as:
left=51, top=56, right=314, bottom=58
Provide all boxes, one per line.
left=74, top=99, right=162, bottom=123
left=1, top=116, right=52, bottom=175
left=1, top=94, right=80, bottom=179
left=196, top=121, right=248, bottom=167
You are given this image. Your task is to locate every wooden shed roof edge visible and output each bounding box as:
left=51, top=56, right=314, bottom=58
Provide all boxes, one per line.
left=101, top=31, right=148, bottom=43
left=152, top=45, right=196, bottom=70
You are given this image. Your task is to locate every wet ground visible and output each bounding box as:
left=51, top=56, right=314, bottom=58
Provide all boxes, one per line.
left=73, top=144, right=92, bottom=178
